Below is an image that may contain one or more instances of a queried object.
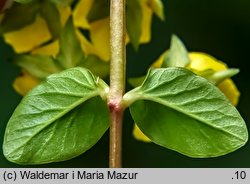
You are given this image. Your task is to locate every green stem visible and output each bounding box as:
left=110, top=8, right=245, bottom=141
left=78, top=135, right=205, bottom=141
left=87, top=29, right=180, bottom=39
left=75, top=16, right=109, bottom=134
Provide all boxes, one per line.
left=108, top=0, right=126, bottom=168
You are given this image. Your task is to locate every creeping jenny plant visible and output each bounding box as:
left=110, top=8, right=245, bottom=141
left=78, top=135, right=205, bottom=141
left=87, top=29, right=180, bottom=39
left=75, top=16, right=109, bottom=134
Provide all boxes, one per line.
left=0, top=0, right=248, bottom=167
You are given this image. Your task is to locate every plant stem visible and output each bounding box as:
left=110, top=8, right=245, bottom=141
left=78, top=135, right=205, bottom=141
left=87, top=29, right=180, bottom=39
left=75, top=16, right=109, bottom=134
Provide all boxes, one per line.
left=108, top=0, right=126, bottom=168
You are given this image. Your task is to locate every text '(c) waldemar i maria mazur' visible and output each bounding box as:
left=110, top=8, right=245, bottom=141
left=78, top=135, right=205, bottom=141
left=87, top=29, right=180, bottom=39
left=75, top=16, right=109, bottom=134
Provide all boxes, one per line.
left=19, top=170, right=139, bottom=180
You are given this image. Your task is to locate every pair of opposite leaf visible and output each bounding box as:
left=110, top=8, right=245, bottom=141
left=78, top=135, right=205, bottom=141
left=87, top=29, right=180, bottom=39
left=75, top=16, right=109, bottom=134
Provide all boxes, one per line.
left=3, top=53, right=248, bottom=164
left=1, top=0, right=165, bottom=96
left=3, top=35, right=248, bottom=164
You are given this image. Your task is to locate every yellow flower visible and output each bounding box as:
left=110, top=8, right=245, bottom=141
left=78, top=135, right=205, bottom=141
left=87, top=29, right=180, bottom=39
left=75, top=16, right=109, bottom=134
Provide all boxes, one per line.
left=2, top=5, right=71, bottom=96
left=2, top=0, right=165, bottom=95
left=3, top=0, right=165, bottom=62
left=73, top=0, right=164, bottom=61
left=134, top=52, right=240, bottom=142
left=4, top=0, right=163, bottom=63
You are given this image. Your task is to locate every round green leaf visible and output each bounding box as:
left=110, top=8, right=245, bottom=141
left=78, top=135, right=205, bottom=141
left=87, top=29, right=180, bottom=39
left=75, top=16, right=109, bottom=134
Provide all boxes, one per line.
left=126, top=68, right=248, bottom=157
left=3, top=67, right=110, bottom=164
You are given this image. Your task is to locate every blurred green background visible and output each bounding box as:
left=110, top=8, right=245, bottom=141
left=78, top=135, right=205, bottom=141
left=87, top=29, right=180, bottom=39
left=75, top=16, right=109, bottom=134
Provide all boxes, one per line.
left=1, top=0, right=250, bottom=167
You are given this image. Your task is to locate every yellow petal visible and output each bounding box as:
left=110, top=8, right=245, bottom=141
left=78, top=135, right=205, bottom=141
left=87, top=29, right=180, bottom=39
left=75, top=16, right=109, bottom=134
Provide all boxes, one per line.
left=188, top=52, right=240, bottom=106
left=188, top=52, right=227, bottom=71
left=89, top=18, right=110, bottom=61
left=31, top=40, right=59, bottom=57
left=73, top=0, right=93, bottom=29
left=140, top=0, right=153, bottom=43
left=218, top=79, right=240, bottom=106
left=73, top=0, right=153, bottom=52
left=13, top=71, right=40, bottom=96
left=133, top=124, right=151, bottom=142
left=3, top=16, right=52, bottom=53
left=58, top=5, right=71, bottom=26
